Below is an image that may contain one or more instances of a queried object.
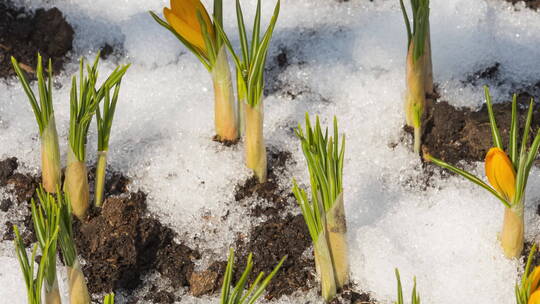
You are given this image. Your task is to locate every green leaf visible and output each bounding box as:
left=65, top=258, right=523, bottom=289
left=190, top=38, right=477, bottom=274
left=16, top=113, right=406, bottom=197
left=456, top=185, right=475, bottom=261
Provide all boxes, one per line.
left=427, top=154, right=511, bottom=208
left=484, top=86, right=503, bottom=150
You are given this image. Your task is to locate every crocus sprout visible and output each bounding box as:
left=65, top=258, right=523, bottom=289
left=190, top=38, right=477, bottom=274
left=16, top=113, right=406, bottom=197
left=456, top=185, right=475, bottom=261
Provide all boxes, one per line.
left=32, top=186, right=62, bottom=304
left=150, top=0, right=239, bottom=142
left=14, top=223, right=58, bottom=304
left=57, top=188, right=91, bottom=304
left=216, top=0, right=281, bottom=183
left=95, top=81, right=123, bottom=207
left=516, top=244, right=539, bottom=304
left=292, top=114, right=347, bottom=301
left=65, top=54, right=128, bottom=219
left=220, top=248, right=286, bottom=304
left=425, top=86, right=540, bottom=258
left=395, top=269, right=420, bottom=304
left=400, top=0, right=433, bottom=153
left=11, top=54, right=61, bottom=193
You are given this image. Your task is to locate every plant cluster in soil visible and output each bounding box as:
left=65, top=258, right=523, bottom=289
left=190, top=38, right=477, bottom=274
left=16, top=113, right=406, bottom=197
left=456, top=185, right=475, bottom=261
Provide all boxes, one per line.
left=3, top=1, right=540, bottom=304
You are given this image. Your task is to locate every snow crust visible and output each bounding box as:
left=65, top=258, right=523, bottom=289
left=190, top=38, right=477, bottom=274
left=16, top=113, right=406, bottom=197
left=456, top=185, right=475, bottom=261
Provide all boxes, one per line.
left=2, top=0, right=540, bottom=303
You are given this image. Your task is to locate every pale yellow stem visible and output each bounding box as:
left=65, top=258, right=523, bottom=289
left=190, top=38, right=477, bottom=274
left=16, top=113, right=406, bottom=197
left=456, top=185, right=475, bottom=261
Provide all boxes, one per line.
left=212, top=46, right=238, bottom=142
left=314, top=233, right=337, bottom=302
left=405, top=40, right=426, bottom=153
left=325, top=193, right=349, bottom=289
left=45, top=278, right=62, bottom=304
left=64, top=149, right=89, bottom=220
left=245, top=102, right=267, bottom=183
left=41, top=115, right=61, bottom=193
left=501, top=205, right=524, bottom=259
left=94, top=151, right=108, bottom=207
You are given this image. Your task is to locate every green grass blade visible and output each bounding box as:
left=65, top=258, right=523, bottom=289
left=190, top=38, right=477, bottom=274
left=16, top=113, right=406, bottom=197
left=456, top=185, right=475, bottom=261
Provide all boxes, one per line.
left=484, top=86, right=503, bottom=150
left=427, top=154, right=511, bottom=208
left=509, top=94, right=518, bottom=166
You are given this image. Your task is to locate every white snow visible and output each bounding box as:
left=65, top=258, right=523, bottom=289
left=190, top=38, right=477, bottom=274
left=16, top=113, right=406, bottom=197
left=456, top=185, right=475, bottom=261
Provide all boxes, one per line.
left=2, top=0, right=540, bottom=303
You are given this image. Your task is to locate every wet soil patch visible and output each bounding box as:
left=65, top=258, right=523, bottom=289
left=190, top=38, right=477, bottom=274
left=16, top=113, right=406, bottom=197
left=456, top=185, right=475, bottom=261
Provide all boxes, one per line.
left=73, top=189, right=200, bottom=303
left=234, top=213, right=315, bottom=299
left=0, top=157, right=200, bottom=303
left=422, top=96, right=540, bottom=164
left=0, top=1, right=73, bottom=79
left=234, top=149, right=294, bottom=217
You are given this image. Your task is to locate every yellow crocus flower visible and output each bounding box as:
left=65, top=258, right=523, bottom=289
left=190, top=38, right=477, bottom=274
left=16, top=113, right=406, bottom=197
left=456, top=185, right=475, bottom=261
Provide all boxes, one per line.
left=485, top=147, right=516, bottom=203
left=530, top=267, right=540, bottom=295
left=163, top=0, right=215, bottom=56
left=530, top=290, right=540, bottom=304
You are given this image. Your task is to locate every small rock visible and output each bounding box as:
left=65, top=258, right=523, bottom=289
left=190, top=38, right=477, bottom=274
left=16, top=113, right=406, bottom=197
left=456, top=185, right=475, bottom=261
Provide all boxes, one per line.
left=0, top=157, right=18, bottom=185
left=0, top=198, right=13, bottom=212
left=188, top=268, right=221, bottom=297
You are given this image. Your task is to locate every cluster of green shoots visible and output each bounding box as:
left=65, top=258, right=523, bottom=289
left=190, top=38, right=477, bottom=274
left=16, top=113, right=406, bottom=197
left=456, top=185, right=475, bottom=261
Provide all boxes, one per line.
left=11, top=53, right=129, bottom=221
left=220, top=248, right=286, bottom=304
left=14, top=187, right=92, bottom=303
left=292, top=114, right=347, bottom=301
left=150, top=0, right=280, bottom=183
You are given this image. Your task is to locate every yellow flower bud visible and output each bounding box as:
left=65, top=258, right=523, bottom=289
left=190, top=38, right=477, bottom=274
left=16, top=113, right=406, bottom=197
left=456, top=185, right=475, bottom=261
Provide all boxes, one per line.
left=163, top=0, right=214, bottom=56
left=485, top=147, right=516, bottom=203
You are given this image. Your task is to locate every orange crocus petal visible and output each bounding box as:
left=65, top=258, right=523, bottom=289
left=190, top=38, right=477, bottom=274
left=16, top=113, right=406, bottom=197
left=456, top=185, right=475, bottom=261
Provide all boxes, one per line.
left=530, top=267, right=540, bottom=295
left=188, top=0, right=214, bottom=38
left=530, top=290, right=540, bottom=304
left=485, top=147, right=516, bottom=202
left=168, top=0, right=214, bottom=39
left=164, top=7, right=207, bottom=54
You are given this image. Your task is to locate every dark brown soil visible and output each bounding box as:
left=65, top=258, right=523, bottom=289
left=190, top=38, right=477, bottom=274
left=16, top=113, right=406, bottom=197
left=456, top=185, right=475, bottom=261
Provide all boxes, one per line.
left=73, top=191, right=199, bottom=300
left=422, top=98, right=540, bottom=164
left=235, top=150, right=294, bottom=217
left=0, top=157, right=201, bottom=303
left=0, top=1, right=73, bottom=79
left=421, top=64, right=540, bottom=164
left=234, top=213, right=315, bottom=299
left=507, top=0, right=540, bottom=10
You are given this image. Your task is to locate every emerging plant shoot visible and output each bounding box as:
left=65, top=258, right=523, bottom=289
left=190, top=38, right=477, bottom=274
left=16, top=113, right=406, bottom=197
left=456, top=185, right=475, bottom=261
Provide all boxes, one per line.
left=11, top=54, right=61, bottom=193
left=14, top=223, right=58, bottom=304
left=400, top=0, right=433, bottom=153
left=58, top=189, right=91, bottom=304
left=32, top=186, right=62, bottom=304
left=65, top=55, right=128, bottom=219
left=425, top=87, right=540, bottom=258
left=292, top=114, right=347, bottom=301
left=216, top=0, right=281, bottom=182
left=95, top=81, right=123, bottom=207
left=394, top=269, right=421, bottom=304
left=150, top=0, right=239, bottom=142
left=220, top=248, right=286, bottom=304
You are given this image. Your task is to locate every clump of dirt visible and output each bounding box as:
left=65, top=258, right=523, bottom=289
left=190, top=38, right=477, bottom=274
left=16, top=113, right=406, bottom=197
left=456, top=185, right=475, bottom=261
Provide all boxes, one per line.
left=0, top=1, right=74, bottom=79
left=330, top=285, right=377, bottom=304
left=507, top=0, right=540, bottom=10
left=73, top=191, right=200, bottom=297
left=422, top=97, right=540, bottom=164
left=212, top=135, right=240, bottom=147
